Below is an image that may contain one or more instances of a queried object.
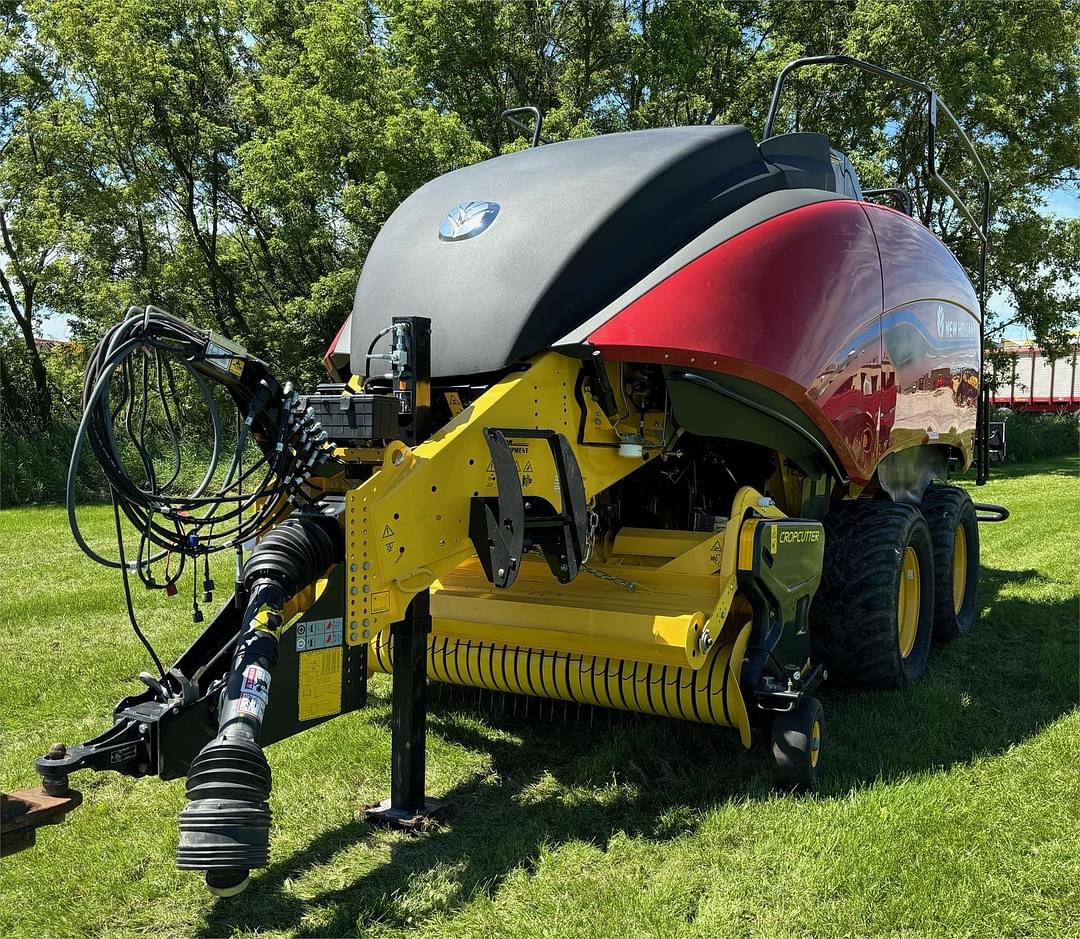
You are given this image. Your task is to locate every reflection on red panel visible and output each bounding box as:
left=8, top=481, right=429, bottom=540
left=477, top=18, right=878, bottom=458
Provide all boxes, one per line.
left=878, top=302, right=979, bottom=463
left=863, top=203, right=980, bottom=317
left=587, top=198, right=984, bottom=481
left=587, top=200, right=884, bottom=481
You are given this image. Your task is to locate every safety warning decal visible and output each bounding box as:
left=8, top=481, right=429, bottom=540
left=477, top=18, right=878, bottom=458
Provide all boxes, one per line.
left=295, top=616, right=343, bottom=652
left=236, top=664, right=271, bottom=720
left=298, top=647, right=342, bottom=721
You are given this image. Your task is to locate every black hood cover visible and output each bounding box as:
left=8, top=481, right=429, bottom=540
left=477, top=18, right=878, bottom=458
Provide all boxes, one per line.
left=351, top=125, right=781, bottom=378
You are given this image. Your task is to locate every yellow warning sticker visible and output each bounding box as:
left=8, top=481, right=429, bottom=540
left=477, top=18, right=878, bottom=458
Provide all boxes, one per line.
left=228, top=357, right=245, bottom=377
left=297, top=647, right=342, bottom=721
left=444, top=390, right=464, bottom=415
left=370, top=590, right=390, bottom=614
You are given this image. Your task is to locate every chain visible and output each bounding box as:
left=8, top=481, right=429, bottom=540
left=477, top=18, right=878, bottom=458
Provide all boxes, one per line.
left=579, top=563, right=638, bottom=592
left=582, top=508, right=599, bottom=564
left=580, top=507, right=637, bottom=590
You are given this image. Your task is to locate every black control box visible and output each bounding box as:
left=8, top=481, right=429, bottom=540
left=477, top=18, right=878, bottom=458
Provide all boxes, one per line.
left=300, top=386, right=399, bottom=445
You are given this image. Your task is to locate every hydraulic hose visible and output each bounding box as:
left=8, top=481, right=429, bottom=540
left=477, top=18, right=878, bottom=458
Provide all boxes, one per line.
left=176, top=513, right=343, bottom=896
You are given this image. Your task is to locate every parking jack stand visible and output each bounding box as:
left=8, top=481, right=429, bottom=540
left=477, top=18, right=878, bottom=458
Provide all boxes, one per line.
left=364, top=589, right=446, bottom=830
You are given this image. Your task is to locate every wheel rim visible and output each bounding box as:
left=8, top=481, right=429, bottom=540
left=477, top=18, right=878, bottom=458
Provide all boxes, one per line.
left=952, top=525, right=968, bottom=613
left=897, top=546, right=921, bottom=658
left=809, top=719, right=821, bottom=768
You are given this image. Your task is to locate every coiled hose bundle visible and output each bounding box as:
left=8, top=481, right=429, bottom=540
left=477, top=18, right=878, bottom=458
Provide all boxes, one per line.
left=67, top=305, right=332, bottom=670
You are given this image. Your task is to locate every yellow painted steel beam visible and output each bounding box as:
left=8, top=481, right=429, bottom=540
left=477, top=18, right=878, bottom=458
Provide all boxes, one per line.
left=344, top=352, right=665, bottom=641
left=609, top=527, right=704, bottom=558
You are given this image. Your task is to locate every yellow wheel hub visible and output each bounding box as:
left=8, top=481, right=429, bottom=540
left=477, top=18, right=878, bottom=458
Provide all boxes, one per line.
left=952, top=526, right=968, bottom=614
left=809, top=719, right=821, bottom=768
left=897, top=546, right=921, bottom=658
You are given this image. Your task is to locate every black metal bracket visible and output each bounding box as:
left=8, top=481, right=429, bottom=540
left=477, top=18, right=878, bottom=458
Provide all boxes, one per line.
left=363, top=590, right=446, bottom=830
left=973, top=501, right=1010, bottom=523
left=752, top=663, right=826, bottom=716
left=34, top=717, right=154, bottom=781
left=32, top=563, right=365, bottom=788
left=469, top=428, right=588, bottom=589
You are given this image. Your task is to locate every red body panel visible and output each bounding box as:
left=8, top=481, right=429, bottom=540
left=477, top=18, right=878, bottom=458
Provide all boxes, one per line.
left=587, top=199, right=981, bottom=485
left=867, top=204, right=980, bottom=461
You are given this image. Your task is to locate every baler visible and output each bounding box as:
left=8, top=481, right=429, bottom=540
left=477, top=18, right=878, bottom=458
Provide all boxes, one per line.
left=2, top=58, right=1008, bottom=895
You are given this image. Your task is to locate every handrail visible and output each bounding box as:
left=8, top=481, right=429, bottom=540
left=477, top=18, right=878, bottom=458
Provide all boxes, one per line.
left=763, top=55, right=993, bottom=485
left=863, top=187, right=915, bottom=216
left=763, top=56, right=989, bottom=250
left=501, top=107, right=546, bottom=148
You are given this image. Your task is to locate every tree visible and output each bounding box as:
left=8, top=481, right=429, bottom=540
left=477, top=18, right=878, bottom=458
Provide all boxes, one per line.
left=3, top=0, right=1077, bottom=428
left=0, top=3, right=78, bottom=428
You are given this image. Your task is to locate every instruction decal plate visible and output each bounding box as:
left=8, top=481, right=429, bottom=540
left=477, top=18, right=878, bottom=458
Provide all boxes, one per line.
left=298, top=647, right=342, bottom=721
left=370, top=590, right=390, bottom=614
left=236, top=664, right=271, bottom=720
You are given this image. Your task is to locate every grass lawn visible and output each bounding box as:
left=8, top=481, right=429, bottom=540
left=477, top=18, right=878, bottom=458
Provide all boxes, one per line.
left=1, top=457, right=1078, bottom=938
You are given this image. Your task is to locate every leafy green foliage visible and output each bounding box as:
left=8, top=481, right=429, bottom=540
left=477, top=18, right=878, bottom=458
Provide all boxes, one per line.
left=995, top=409, right=1079, bottom=463
left=1, top=1, right=1078, bottom=434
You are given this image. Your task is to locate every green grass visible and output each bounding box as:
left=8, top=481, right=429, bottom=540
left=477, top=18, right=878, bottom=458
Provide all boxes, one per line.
left=2, top=457, right=1078, bottom=938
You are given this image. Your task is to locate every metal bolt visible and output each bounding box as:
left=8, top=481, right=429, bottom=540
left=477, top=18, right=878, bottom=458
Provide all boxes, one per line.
left=497, top=567, right=505, bottom=578
left=698, top=627, right=712, bottom=655
left=350, top=586, right=358, bottom=595
left=46, top=742, right=66, bottom=760
left=363, top=585, right=370, bottom=593
left=363, top=561, right=371, bottom=571
left=362, top=618, right=370, bottom=627
left=350, top=621, right=358, bottom=630
left=350, top=632, right=359, bottom=642
left=392, top=450, right=405, bottom=465
left=42, top=773, right=70, bottom=797
left=138, top=723, right=149, bottom=735
left=363, top=629, right=370, bottom=639
left=350, top=563, right=358, bottom=572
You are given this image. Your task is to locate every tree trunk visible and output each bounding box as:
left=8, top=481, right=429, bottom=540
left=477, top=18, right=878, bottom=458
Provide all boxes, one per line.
left=0, top=275, right=52, bottom=429
left=0, top=211, right=52, bottom=428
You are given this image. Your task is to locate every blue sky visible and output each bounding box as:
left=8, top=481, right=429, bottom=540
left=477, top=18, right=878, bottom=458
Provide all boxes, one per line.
left=994, top=183, right=1079, bottom=340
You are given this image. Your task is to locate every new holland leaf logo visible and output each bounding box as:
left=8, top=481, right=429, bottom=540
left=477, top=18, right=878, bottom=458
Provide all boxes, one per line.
left=438, top=201, right=500, bottom=241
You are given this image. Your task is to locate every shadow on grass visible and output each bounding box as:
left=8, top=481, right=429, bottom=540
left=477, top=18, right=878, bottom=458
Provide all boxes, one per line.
left=202, top=564, right=1078, bottom=936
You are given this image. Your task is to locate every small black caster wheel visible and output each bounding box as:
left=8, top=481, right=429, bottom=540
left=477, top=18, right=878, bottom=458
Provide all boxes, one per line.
left=770, top=695, right=824, bottom=791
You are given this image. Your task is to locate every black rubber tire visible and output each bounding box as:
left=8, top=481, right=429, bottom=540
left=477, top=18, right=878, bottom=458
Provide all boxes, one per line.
left=921, top=484, right=979, bottom=642
left=810, top=501, right=936, bottom=689
left=771, top=695, right=824, bottom=791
